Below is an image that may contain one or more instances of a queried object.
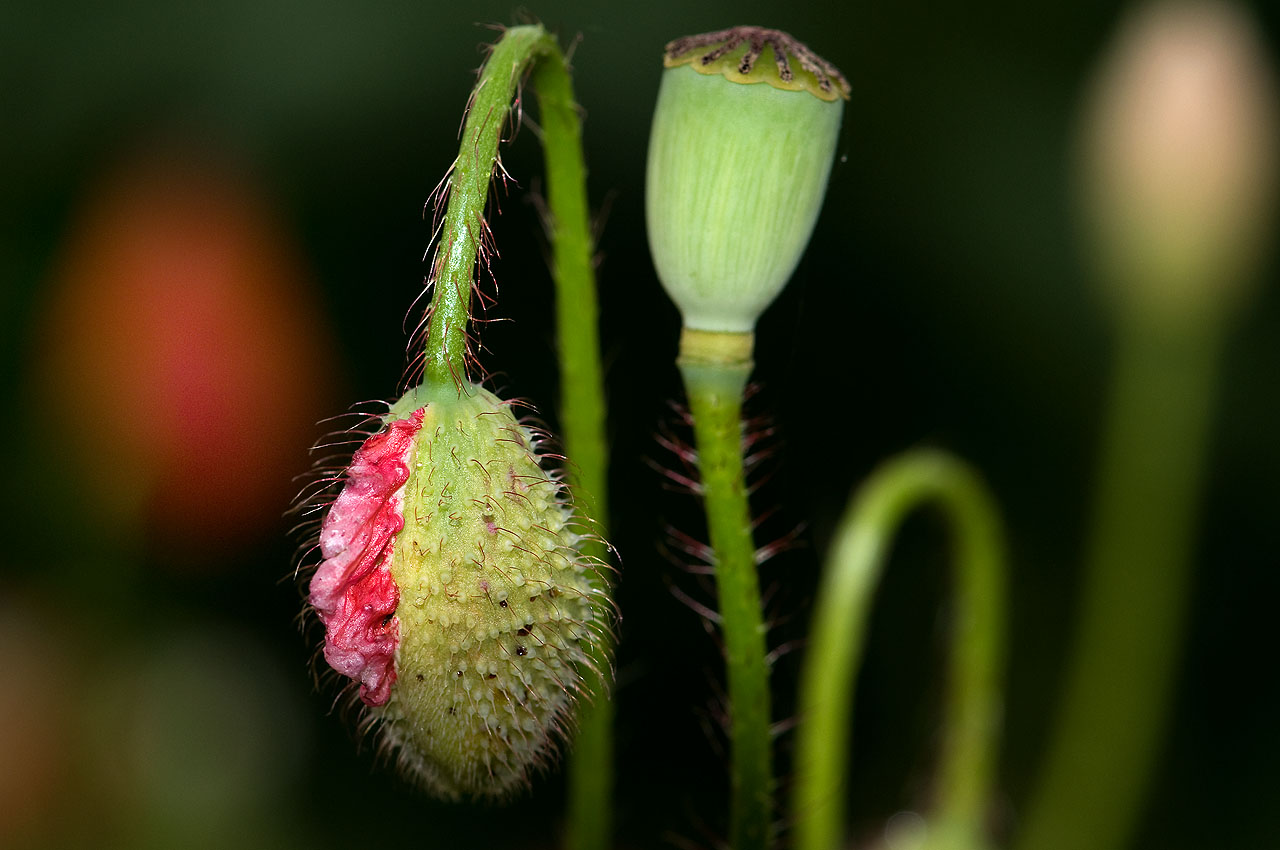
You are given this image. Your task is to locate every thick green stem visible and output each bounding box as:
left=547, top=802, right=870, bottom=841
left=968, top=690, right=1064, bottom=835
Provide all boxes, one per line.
left=419, top=27, right=615, bottom=850
left=531, top=51, right=616, bottom=850
left=792, top=451, right=1007, bottom=850
left=1016, top=321, right=1223, bottom=850
left=679, top=328, right=773, bottom=850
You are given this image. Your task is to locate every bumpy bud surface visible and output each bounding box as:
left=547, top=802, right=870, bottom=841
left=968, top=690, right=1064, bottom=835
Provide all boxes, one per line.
left=309, top=381, right=603, bottom=798
left=646, top=26, right=847, bottom=333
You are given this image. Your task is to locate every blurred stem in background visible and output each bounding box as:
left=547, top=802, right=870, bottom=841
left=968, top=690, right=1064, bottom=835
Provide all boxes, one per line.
left=1017, top=323, right=1223, bottom=850
left=1018, top=4, right=1278, bottom=849
left=792, top=451, right=1006, bottom=850
left=419, top=25, right=614, bottom=850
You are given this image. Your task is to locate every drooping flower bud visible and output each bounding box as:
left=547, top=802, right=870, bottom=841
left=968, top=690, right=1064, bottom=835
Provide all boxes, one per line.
left=646, top=26, right=848, bottom=334
left=307, top=380, right=606, bottom=798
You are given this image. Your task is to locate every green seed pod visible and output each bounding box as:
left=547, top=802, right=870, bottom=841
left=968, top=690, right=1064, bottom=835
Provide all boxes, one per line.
left=308, top=380, right=606, bottom=798
left=646, top=26, right=848, bottom=333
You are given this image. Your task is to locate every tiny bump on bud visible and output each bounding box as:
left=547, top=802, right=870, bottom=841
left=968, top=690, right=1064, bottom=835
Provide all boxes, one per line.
left=647, top=25, right=846, bottom=334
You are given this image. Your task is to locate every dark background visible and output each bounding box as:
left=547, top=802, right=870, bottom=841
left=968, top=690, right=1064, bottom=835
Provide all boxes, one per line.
left=2, top=1, right=1278, bottom=848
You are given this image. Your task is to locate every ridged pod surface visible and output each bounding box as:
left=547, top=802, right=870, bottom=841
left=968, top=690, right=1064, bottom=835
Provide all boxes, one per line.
left=646, top=26, right=847, bottom=334
left=309, top=381, right=603, bottom=798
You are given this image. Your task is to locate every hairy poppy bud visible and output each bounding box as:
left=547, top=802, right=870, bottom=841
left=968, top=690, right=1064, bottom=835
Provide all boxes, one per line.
left=646, top=26, right=848, bottom=333
left=308, top=380, right=606, bottom=798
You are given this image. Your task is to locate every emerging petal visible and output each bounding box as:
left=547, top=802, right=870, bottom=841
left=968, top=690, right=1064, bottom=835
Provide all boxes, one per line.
left=309, top=409, right=425, bottom=706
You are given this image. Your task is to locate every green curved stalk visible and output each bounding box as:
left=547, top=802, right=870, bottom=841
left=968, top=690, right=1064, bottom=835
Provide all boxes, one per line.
left=420, top=26, right=614, bottom=850
left=678, top=329, right=773, bottom=850
left=792, top=450, right=1007, bottom=850
left=1016, top=323, right=1223, bottom=850
left=422, top=25, right=559, bottom=387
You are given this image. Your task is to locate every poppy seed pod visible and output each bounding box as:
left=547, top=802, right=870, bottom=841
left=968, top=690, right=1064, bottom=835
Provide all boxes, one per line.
left=307, top=380, right=607, bottom=798
left=646, top=26, right=848, bottom=333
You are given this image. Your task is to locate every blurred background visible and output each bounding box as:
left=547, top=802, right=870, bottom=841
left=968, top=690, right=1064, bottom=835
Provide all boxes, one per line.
left=2, top=1, right=1278, bottom=848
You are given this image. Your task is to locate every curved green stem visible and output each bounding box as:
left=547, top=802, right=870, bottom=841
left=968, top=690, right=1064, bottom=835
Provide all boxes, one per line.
left=1016, top=322, right=1223, bottom=850
left=420, top=27, right=615, bottom=850
left=422, top=25, right=560, bottom=388
left=792, top=450, right=1007, bottom=850
left=678, top=328, right=773, bottom=850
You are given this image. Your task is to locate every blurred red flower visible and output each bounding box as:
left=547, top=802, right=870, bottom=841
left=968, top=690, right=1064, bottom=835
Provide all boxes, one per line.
left=35, top=146, right=339, bottom=564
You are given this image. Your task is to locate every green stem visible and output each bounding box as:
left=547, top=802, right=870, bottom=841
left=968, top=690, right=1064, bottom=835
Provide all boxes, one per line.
left=678, top=328, right=773, bottom=850
left=531, top=50, right=616, bottom=850
left=792, top=450, right=1007, bottom=850
left=422, top=25, right=559, bottom=388
left=1016, top=321, right=1223, bottom=850
left=419, top=27, right=615, bottom=850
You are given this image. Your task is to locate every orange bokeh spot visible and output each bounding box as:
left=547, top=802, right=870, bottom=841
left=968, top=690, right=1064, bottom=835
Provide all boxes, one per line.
left=37, top=147, right=340, bottom=562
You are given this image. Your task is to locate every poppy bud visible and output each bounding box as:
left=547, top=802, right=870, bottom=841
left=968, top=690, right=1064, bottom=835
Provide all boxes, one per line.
left=1079, top=0, right=1278, bottom=329
left=308, top=381, right=606, bottom=798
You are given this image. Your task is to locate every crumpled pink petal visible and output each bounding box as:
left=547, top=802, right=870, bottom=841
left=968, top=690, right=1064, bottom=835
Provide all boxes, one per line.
left=309, top=409, right=424, bottom=706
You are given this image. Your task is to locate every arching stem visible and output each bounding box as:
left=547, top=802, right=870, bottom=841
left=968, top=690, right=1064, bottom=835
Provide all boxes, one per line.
left=422, top=25, right=556, bottom=388
left=792, top=450, right=1007, bottom=850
